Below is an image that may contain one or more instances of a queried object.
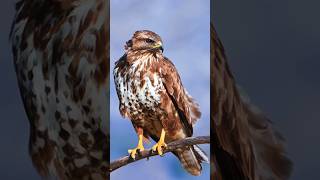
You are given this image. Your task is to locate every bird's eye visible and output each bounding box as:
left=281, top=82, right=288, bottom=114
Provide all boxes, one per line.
left=145, top=39, right=154, bottom=43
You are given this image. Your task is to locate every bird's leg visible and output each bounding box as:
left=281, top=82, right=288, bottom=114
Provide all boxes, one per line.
left=128, top=128, right=145, bottom=159
left=152, top=128, right=167, bottom=156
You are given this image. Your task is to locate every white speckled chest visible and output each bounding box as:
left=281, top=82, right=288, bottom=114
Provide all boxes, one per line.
left=114, top=57, right=165, bottom=118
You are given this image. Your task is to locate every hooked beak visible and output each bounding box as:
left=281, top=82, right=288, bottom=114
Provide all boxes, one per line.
left=152, top=42, right=164, bottom=52
left=160, top=46, right=164, bottom=52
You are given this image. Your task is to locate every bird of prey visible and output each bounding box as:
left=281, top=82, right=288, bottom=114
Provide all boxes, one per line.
left=211, top=24, right=292, bottom=180
left=10, top=0, right=109, bottom=179
left=113, top=30, right=208, bottom=176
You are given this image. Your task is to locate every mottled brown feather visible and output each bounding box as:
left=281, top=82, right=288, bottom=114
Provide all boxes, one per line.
left=11, top=0, right=110, bottom=179
left=159, top=57, right=201, bottom=136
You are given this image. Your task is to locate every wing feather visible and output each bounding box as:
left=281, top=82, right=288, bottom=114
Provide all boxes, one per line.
left=159, top=57, right=201, bottom=136
left=211, top=24, right=292, bottom=180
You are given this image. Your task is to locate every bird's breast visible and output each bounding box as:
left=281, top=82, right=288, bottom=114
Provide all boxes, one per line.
left=114, top=59, right=165, bottom=117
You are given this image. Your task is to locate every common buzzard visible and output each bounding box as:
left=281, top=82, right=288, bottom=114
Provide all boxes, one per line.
left=113, top=30, right=208, bottom=176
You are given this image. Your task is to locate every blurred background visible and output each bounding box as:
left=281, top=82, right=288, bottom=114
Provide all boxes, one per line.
left=110, top=0, right=210, bottom=180
left=214, top=0, right=320, bottom=180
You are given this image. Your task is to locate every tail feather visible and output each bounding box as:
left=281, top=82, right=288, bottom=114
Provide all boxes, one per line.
left=175, top=145, right=208, bottom=176
left=194, top=145, right=209, bottom=163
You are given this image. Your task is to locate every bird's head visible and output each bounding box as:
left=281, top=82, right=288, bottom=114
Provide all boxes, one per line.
left=125, top=30, right=164, bottom=53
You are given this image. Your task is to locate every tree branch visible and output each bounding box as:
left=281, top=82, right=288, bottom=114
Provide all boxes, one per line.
left=109, top=136, right=210, bottom=172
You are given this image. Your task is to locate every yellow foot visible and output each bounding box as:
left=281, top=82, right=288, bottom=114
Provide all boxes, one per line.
left=128, top=134, right=144, bottom=159
left=152, top=129, right=167, bottom=156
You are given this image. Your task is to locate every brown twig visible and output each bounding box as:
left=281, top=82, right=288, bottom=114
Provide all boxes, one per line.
left=109, top=136, right=210, bottom=172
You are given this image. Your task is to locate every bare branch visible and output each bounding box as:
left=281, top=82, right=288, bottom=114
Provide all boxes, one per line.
left=109, top=136, right=210, bottom=172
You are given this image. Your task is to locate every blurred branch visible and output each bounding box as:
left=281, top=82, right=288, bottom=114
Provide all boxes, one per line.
left=109, top=136, right=210, bottom=172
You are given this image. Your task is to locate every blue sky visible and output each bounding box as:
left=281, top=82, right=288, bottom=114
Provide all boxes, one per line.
left=110, top=0, right=210, bottom=179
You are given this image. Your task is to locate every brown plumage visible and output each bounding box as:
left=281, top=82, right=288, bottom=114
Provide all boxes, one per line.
left=211, top=24, right=292, bottom=179
left=113, top=30, right=208, bottom=175
left=10, top=0, right=109, bottom=179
